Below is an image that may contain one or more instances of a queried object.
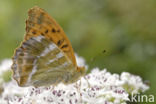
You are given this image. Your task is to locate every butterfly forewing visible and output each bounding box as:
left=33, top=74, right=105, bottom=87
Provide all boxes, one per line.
left=25, top=6, right=77, bottom=66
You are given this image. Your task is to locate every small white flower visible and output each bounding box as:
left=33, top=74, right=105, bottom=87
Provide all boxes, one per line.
left=0, top=59, right=12, bottom=76
left=120, top=72, right=149, bottom=94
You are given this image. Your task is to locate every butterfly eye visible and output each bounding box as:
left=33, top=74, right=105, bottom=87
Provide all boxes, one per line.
left=51, top=28, right=56, bottom=33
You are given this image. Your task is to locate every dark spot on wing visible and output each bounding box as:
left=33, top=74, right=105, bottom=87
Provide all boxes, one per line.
left=57, top=39, right=64, bottom=46
left=57, top=40, right=61, bottom=46
left=51, top=28, right=56, bottom=33
left=41, top=33, right=44, bottom=36
left=57, top=29, right=60, bottom=33
left=45, top=29, right=48, bottom=34
left=61, top=44, right=68, bottom=49
left=32, top=31, right=36, bottom=34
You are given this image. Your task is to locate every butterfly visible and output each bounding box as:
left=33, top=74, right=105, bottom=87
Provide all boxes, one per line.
left=11, top=6, right=85, bottom=87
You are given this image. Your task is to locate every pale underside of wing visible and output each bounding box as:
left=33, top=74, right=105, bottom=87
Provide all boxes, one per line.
left=12, top=35, right=76, bottom=87
left=25, top=6, right=77, bottom=67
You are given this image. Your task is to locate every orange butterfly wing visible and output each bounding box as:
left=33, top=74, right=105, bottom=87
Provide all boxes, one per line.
left=25, top=6, right=77, bottom=66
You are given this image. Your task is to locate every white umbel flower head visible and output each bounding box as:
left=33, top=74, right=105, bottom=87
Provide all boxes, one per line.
left=0, top=55, right=149, bottom=104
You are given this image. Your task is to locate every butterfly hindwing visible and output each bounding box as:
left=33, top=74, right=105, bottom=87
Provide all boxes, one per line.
left=12, top=35, right=75, bottom=87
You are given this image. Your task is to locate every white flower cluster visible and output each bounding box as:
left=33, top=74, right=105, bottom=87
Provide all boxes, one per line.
left=0, top=56, right=149, bottom=104
left=0, top=59, right=12, bottom=84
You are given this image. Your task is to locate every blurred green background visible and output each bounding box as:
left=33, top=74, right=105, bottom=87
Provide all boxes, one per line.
left=0, top=0, right=155, bottom=103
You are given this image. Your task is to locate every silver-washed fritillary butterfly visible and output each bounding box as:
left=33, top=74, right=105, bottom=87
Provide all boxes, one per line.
left=11, top=6, right=85, bottom=87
